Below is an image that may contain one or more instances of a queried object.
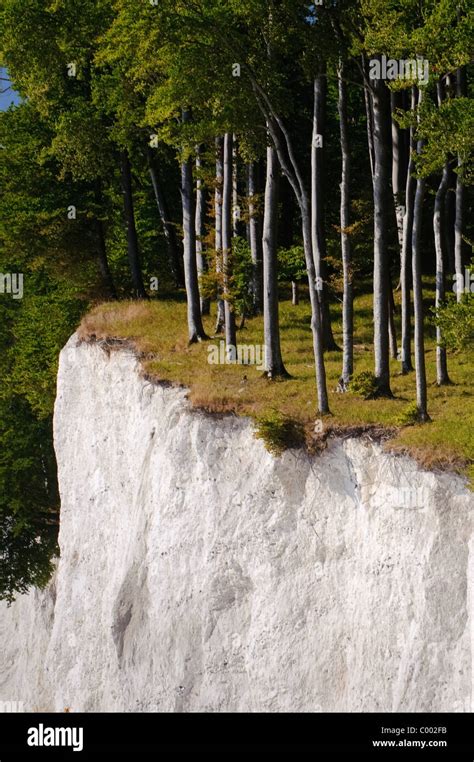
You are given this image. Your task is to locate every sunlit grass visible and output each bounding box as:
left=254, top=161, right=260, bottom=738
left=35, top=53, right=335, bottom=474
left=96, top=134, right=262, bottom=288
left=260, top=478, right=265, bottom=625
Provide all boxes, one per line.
left=78, top=282, right=473, bottom=479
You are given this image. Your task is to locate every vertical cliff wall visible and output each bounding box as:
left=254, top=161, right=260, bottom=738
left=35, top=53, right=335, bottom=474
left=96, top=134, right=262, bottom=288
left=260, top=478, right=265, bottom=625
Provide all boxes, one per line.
left=1, top=335, right=473, bottom=712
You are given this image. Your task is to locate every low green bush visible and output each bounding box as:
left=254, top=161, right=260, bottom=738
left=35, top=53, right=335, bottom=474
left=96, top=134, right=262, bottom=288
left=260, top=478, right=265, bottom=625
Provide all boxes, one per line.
left=254, top=410, right=305, bottom=456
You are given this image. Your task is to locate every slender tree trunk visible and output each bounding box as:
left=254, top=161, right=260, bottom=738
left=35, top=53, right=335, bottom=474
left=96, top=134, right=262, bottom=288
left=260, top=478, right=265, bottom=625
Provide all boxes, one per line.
left=195, top=146, right=210, bottom=315
left=371, top=75, right=392, bottom=396
left=412, top=178, right=429, bottom=420
left=454, top=67, right=466, bottom=303
left=120, top=151, right=147, bottom=299
left=454, top=170, right=464, bottom=303
left=433, top=83, right=450, bottom=385
left=181, top=123, right=208, bottom=343
left=291, top=281, right=299, bottom=306
left=246, top=73, right=330, bottom=412
left=311, top=71, right=339, bottom=352
left=302, top=204, right=330, bottom=414
left=434, top=161, right=451, bottom=385
left=94, top=180, right=116, bottom=299
left=391, top=90, right=406, bottom=262
left=262, top=144, right=288, bottom=378
left=362, top=56, right=375, bottom=184
left=388, top=283, right=398, bottom=359
left=389, top=90, right=406, bottom=358
left=444, top=76, right=455, bottom=274
left=232, top=134, right=240, bottom=238
left=412, top=93, right=429, bottom=421
left=445, top=164, right=456, bottom=275
left=400, top=87, right=416, bottom=374
left=247, top=161, right=263, bottom=313
left=222, top=133, right=237, bottom=357
left=337, top=62, right=353, bottom=391
left=215, top=136, right=225, bottom=334
left=147, top=148, right=184, bottom=288
left=362, top=68, right=396, bottom=368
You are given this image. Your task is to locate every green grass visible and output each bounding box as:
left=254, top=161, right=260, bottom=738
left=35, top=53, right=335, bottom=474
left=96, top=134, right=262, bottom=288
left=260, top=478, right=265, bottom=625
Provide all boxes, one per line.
left=78, top=282, right=473, bottom=480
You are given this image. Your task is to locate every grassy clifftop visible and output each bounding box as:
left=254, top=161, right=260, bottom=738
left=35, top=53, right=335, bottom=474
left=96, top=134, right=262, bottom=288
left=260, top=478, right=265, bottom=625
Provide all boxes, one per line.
left=78, top=287, right=473, bottom=482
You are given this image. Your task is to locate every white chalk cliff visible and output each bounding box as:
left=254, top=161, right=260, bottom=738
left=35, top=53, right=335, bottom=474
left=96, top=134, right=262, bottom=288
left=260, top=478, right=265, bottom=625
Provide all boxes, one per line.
left=1, top=334, right=473, bottom=712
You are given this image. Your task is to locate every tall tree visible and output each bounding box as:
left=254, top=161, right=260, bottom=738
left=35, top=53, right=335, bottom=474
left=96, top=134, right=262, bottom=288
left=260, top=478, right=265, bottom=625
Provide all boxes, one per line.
left=180, top=115, right=208, bottom=343
left=433, top=81, right=451, bottom=386
left=454, top=65, right=467, bottom=302
left=215, top=136, right=226, bottom=334
left=247, top=161, right=263, bottom=313
left=411, top=91, right=429, bottom=422
left=311, top=68, right=338, bottom=352
left=337, top=60, right=353, bottom=391
left=195, top=145, right=210, bottom=314
left=262, top=144, right=288, bottom=378
left=222, top=132, right=237, bottom=356
left=391, top=90, right=407, bottom=263
left=371, top=70, right=393, bottom=396
left=399, top=86, right=417, bottom=374
left=147, top=147, right=184, bottom=288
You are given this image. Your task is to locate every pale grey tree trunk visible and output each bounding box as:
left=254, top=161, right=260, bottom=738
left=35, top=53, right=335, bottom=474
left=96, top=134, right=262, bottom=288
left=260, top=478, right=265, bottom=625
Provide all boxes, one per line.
left=389, top=87, right=402, bottom=358
left=246, top=70, right=330, bottom=412
left=454, top=169, right=464, bottom=303
left=434, top=161, right=451, bottom=386
left=302, top=204, right=330, bottom=414
left=371, top=75, right=392, bottom=396
left=444, top=163, right=456, bottom=275
left=195, top=146, right=210, bottom=315
left=443, top=74, right=455, bottom=274
left=311, top=71, right=339, bottom=352
left=362, top=56, right=375, bottom=183
left=247, top=161, right=263, bottom=313
left=388, top=284, right=398, bottom=360
left=215, top=136, right=225, bottom=334
left=232, top=134, right=240, bottom=238
left=400, top=87, right=417, bottom=374
left=391, top=89, right=408, bottom=357
left=291, top=281, right=299, bottom=306
left=391, top=90, right=406, bottom=261
left=222, top=133, right=237, bottom=358
left=365, top=73, right=397, bottom=368
left=411, top=93, right=429, bottom=421
left=454, top=67, right=466, bottom=302
left=147, top=147, right=184, bottom=288
left=262, top=144, right=288, bottom=378
left=433, top=83, right=450, bottom=385
left=181, top=118, right=208, bottom=343
left=337, top=62, right=353, bottom=391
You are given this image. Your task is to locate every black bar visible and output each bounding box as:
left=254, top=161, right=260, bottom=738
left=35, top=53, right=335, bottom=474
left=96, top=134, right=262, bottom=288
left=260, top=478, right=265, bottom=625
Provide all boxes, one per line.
left=0, top=713, right=473, bottom=759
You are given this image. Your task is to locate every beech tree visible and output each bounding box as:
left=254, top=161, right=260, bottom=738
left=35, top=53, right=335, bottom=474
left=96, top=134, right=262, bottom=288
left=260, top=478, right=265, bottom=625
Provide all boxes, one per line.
left=369, top=70, right=393, bottom=397
left=195, top=145, right=210, bottom=314
left=222, top=132, right=237, bottom=355
left=262, top=144, right=287, bottom=377
left=214, top=137, right=226, bottom=334
left=147, top=147, right=184, bottom=289
left=337, top=60, right=353, bottom=390
left=411, top=90, right=429, bottom=421
left=433, top=81, right=451, bottom=386
left=399, top=86, right=417, bottom=375
left=247, top=161, right=263, bottom=314
left=311, top=68, right=339, bottom=353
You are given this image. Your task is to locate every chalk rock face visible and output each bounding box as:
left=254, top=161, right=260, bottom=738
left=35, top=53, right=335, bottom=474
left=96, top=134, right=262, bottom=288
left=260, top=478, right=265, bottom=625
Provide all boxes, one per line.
left=1, top=335, right=473, bottom=712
